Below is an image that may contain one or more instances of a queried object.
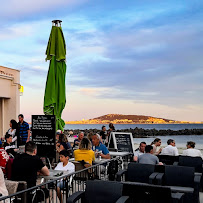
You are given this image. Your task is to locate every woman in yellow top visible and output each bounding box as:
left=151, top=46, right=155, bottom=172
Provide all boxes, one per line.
left=74, top=137, right=95, bottom=166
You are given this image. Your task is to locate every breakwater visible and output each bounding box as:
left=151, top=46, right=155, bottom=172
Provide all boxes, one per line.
left=64, top=127, right=203, bottom=138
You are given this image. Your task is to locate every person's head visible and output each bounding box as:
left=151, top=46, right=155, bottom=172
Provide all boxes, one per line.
left=145, top=145, right=153, bottom=154
left=59, top=134, right=68, bottom=143
left=139, top=142, right=146, bottom=153
left=18, top=114, right=24, bottom=123
left=109, top=123, right=115, bottom=130
left=151, top=138, right=161, bottom=146
left=10, top=119, right=18, bottom=129
left=167, top=139, right=175, bottom=146
left=79, top=137, right=92, bottom=150
left=59, top=150, right=70, bottom=163
left=5, top=134, right=12, bottom=144
left=59, top=142, right=68, bottom=151
left=187, top=141, right=195, bottom=149
left=102, top=126, right=106, bottom=131
left=78, top=132, right=84, bottom=141
left=25, top=141, right=37, bottom=155
left=92, top=134, right=100, bottom=146
left=87, top=132, right=94, bottom=141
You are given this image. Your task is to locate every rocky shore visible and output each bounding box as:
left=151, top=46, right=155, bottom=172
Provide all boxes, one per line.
left=64, top=127, right=203, bottom=138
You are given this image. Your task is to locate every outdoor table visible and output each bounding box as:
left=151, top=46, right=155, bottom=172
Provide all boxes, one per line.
left=39, top=169, right=70, bottom=181
left=109, top=151, right=130, bottom=157
left=69, top=158, right=110, bottom=164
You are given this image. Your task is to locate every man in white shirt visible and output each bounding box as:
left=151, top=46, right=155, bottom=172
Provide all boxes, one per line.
left=55, top=150, right=75, bottom=202
left=183, top=141, right=203, bottom=159
left=161, top=139, right=179, bottom=156
left=133, top=142, right=146, bottom=161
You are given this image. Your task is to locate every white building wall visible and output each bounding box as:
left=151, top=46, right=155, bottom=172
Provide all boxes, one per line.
left=0, top=66, right=20, bottom=138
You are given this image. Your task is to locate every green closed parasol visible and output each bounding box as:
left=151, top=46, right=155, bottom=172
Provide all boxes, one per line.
left=44, top=20, right=66, bottom=131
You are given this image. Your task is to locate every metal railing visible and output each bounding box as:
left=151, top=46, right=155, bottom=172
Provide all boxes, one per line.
left=0, top=154, right=132, bottom=203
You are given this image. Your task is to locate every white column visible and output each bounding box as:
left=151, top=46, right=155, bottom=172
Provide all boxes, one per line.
left=2, top=98, right=4, bottom=138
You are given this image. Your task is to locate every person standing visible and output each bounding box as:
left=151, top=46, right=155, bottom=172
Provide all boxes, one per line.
left=7, top=119, right=19, bottom=147
left=100, top=126, right=107, bottom=144
left=18, top=114, right=30, bottom=145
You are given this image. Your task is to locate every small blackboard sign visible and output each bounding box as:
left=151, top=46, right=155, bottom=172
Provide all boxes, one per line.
left=32, top=115, right=56, bottom=158
left=108, top=132, right=135, bottom=153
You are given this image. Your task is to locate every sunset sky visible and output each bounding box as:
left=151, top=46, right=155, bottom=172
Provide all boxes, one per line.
left=1, top=0, right=203, bottom=122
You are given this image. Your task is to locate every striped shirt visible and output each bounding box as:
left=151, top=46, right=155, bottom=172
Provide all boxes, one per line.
left=18, top=121, right=29, bottom=142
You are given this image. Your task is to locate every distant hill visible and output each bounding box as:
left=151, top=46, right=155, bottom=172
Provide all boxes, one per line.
left=91, top=114, right=174, bottom=123
left=65, top=114, right=182, bottom=124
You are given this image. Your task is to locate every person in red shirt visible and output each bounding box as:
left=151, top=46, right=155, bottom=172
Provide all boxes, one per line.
left=0, top=141, right=9, bottom=174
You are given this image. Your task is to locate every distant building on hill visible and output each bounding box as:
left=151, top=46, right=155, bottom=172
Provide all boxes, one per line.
left=0, top=66, right=21, bottom=138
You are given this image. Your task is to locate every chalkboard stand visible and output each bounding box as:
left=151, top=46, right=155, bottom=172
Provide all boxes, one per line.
left=108, top=132, right=135, bottom=154
left=32, top=115, right=56, bottom=159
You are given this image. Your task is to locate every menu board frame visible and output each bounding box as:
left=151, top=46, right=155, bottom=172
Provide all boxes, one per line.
left=32, top=115, right=56, bottom=158
left=108, top=132, right=135, bottom=153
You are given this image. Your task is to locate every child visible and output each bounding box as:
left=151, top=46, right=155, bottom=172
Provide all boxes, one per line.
left=4, top=134, right=18, bottom=157
left=55, top=150, right=75, bottom=202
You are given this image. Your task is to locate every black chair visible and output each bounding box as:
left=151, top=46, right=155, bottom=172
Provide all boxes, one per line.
left=174, top=156, right=203, bottom=173
left=122, top=182, right=184, bottom=203
left=157, top=155, right=179, bottom=165
left=116, top=163, right=158, bottom=184
left=67, top=180, right=129, bottom=203
left=156, top=165, right=201, bottom=203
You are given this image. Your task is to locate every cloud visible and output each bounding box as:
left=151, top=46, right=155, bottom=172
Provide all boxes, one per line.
left=0, top=0, right=87, bottom=20
left=0, top=24, right=34, bottom=40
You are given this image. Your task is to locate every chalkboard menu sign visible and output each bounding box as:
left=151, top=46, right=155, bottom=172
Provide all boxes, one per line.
left=32, top=115, right=56, bottom=158
left=108, top=132, right=135, bottom=153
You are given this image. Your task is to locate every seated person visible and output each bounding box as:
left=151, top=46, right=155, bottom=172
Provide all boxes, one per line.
left=161, top=139, right=179, bottom=156
left=4, top=134, right=18, bottom=157
left=74, top=138, right=95, bottom=167
left=0, top=141, right=9, bottom=174
left=183, top=141, right=203, bottom=158
left=12, top=141, right=49, bottom=188
left=138, top=145, right=162, bottom=165
left=73, top=132, right=84, bottom=148
left=133, top=142, right=146, bottom=162
left=56, top=134, right=73, bottom=156
left=151, top=138, right=162, bottom=155
left=92, top=134, right=110, bottom=159
left=0, top=168, right=9, bottom=201
left=55, top=150, right=75, bottom=202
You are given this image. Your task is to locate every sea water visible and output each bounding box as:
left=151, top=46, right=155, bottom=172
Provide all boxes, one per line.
left=133, top=135, right=203, bottom=150
left=65, top=124, right=203, bottom=149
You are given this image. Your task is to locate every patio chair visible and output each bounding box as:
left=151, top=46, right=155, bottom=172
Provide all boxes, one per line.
left=116, top=163, right=158, bottom=184
left=156, top=165, right=201, bottom=203
left=122, top=181, right=184, bottom=203
left=67, top=180, right=129, bottom=203
left=157, top=155, right=179, bottom=165
left=5, top=180, right=27, bottom=203
left=173, top=156, right=203, bottom=173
